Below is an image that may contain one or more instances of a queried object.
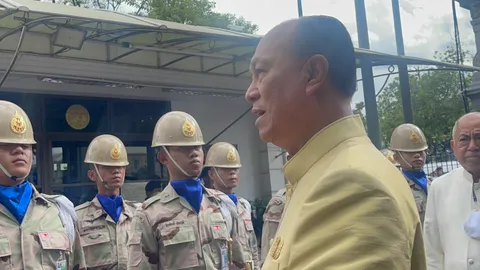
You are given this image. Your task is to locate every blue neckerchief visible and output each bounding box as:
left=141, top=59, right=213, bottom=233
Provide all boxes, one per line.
left=0, top=181, right=33, bottom=224
left=170, top=178, right=203, bottom=213
left=96, top=194, right=123, bottom=223
left=403, top=170, right=428, bottom=195
left=227, top=193, right=238, bottom=205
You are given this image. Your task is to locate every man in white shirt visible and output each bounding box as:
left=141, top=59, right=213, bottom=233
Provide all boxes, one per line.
left=424, top=112, right=480, bottom=269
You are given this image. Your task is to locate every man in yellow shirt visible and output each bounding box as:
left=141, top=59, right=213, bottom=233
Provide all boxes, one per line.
left=245, top=15, right=426, bottom=270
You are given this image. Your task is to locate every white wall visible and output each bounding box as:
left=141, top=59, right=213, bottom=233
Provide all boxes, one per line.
left=171, top=97, right=270, bottom=200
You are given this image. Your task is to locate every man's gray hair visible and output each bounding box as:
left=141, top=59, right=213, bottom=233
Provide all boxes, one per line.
left=452, top=120, right=458, bottom=140
left=452, top=112, right=480, bottom=140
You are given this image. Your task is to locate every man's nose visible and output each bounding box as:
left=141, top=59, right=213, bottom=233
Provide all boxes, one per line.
left=190, top=149, right=199, bottom=158
left=468, top=137, right=480, bottom=151
left=11, top=145, right=25, bottom=155
left=245, top=82, right=260, bottom=103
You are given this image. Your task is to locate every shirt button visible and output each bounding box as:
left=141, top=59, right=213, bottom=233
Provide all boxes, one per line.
left=468, top=259, right=474, bottom=265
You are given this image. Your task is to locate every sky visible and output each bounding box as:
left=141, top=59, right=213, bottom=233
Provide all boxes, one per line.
left=213, top=0, right=477, bottom=106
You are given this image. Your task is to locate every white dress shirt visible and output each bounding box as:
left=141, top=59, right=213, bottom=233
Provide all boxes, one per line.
left=424, top=167, right=480, bottom=270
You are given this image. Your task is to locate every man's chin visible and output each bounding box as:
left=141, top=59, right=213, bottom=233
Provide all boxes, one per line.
left=10, top=169, right=30, bottom=180
left=258, top=128, right=273, bottom=143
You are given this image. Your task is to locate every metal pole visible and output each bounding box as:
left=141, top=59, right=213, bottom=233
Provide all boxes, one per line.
left=297, top=0, right=303, bottom=17
left=392, top=0, right=413, bottom=123
left=354, top=0, right=381, bottom=149
left=206, top=107, right=252, bottom=145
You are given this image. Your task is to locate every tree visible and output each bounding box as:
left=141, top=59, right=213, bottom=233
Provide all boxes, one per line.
left=53, top=0, right=258, bottom=34
left=352, top=101, right=367, bottom=131
left=147, top=0, right=258, bottom=33
left=372, top=44, right=472, bottom=147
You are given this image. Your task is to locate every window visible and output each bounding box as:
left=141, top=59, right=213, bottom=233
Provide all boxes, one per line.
left=52, top=144, right=90, bottom=185
left=125, top=146, right=149, bottom=180
left=111, top=100, right=170, bottom=133
left=52, top=186, right=98, bottom=206
left=26, top=148, right=38, bottom=186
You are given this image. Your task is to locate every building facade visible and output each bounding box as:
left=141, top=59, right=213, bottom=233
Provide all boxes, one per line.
left=1, top=90, right=286, bottom=205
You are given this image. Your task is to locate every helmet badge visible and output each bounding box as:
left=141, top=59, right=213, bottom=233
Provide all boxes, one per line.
left=410, top=130, right=420, bottom=144
left=227, top=148, right=237, bottom=163
left=10, top=111, right=26, bottom=134
left=182, top=119, right=195, bottom=137
left=110, top=144, right=121, bottom=160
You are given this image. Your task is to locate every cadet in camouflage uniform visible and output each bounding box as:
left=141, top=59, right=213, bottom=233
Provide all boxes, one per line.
left=127, top=111, right=245, bottom=270
left=380, top=148, right=401, bottom=169
left=75, top=134, right=140, bottom=269
left=0, top=100, right=86, bottom=270
left=260, top=188, right=286, bottom=266
left=202, top=142, right=259, bottom=270
left=390, top=123, right=431, bottom=224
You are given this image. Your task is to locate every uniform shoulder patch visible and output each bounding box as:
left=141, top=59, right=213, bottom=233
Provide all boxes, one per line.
left=124, top=200, right=142, bottom=210
left=238, top=197, right=252, bottom=214
left=276, top=188, right=287, bottom=197
left=205, top=188, right=224, bottom=196
left=269, top=195, right=286, bottom=207
left=143, top=195, right=161, bottom=209
left=74, top=201, right=92, bottom=211
left=41, top=193, right=62, bottom=200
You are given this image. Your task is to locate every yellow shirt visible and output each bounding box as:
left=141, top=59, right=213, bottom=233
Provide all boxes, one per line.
left=262, top=115, right=426, bottom=270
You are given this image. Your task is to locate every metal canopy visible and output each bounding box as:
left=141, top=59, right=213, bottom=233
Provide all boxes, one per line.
left=0, top=0, right=476, bottom=82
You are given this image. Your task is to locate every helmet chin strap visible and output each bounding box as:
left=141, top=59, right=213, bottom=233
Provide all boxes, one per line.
left=213, top=167, right=230, bottom=191
left=0, top=163, right=30, bottom=182
left=397, top=152, right=416, bottom=171
left=162, top=146, right=199, bottom=179
left=93, top=164, right=124, bottom=191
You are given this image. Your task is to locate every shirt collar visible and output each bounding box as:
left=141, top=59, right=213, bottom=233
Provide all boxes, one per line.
left=284, top=115, right=367, bottom=185
left=31, top=184, right=51, bottom=205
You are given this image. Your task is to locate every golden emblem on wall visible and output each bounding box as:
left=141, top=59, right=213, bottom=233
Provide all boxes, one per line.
left=227, top=148, right=237, bottom=163
left=410, top=130, right=420, bottom=143
left=182, top=119, right=195, bottom=137
left=66, top=104, right=90, bottom=130
left=269, top=237, right=284, bottom=260
left=110, top=144, right=121, bottom=160
left=10, top=111, right=26, bottom=134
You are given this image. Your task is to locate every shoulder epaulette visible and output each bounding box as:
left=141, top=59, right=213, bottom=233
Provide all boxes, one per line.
left=124, top=200, right=142, bottom=210
left=74, top=200, right=92, bottom=211
left=143, top=194, right=161, bottom=209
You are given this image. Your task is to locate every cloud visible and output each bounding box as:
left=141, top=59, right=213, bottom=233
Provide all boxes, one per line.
left=213, top=0, right=477, bottom=106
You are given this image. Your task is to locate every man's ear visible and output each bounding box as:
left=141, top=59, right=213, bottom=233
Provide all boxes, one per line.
left=157, top=151, right=169, bottom=165
left=208, top=169, right=214, bottom=180
left=393, top=152, right=401, bottom=163
left=304, top=54, right=329, bottom=97
left=87, top=170, right=96, bottom=182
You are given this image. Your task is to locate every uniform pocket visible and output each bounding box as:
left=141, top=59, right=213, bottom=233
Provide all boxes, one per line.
left=244, top=219, right=257, bottom=251
left=161, top=225, right=199, bottom=270
left=127, top=231, right=142, bottom=267
left=37, top=231, right=70, bottom=269
left=80, top=231, right=113, bottom=268
left=210, top=222, right=230, bottom=268
left=0, top=236, right=12, bottom=270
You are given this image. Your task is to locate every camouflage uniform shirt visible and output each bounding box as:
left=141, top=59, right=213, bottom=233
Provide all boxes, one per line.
left=237, top=198, right=259, bottom=270
left=75, top=196, right=139, bottom=270
left=127, top=184, right=245, bottom=270
left=403, top=174, right=432, bottom=225
left=0, top=184, right=86, bottom=270
left=260, top=189, right=286, bottom=266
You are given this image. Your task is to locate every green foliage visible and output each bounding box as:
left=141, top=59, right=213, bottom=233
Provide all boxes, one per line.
left=352, top=101, right=367, bottom=132
left=147, top=0, right=258, bottom=33
left=55, top=0, right=258, bottom=34
left=369, top=45, right=472, bottom=147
